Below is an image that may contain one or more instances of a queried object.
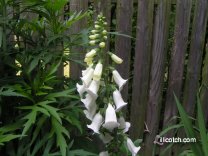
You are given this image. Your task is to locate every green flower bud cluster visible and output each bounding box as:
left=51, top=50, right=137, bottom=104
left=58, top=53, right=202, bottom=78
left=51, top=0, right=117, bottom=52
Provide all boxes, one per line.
left=89, top=14, right=108, bottom=48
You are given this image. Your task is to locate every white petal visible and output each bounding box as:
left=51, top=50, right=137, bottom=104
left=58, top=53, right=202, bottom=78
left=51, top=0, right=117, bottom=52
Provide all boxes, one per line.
left=103, top=104, right=120, bottom=131
left=87, top=112, right=103, bottom=134
left=99, top=151, right=109, bottom=156
left=113, top=89, right=127, bottom=111
left=112, top=70, right=127, bottom=91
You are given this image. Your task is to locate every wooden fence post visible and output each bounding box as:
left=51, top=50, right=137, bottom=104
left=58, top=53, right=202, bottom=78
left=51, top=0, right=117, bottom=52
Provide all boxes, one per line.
left=115, top=0, right=133, bottom=102
left=182, top=0, right=208, bottom=117
left=143, top=0, right=171, bottom=155
left=200, top=43, right=208, bottom=125
left=129, top=0, right=154, bottom=140
left=161, top=0, right=192, bottom=155
left=70, top=0, right=88, bottom=80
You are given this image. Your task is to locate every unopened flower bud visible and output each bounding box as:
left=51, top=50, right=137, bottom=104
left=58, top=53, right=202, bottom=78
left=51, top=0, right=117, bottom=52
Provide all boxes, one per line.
left=89, top=35, right=96, bottom=40
left=86, top=49, right=97, bottom=58
left=110, top=53, right=123, bottom=64
left=89, top=40, right=96, bottom=46
left=103, top=22, right=108, bottom=26
left=91, top=30, right=99, bottom=34
left=99, top=42, right=106, bottom=48
left=93, top=62, right=103, bottom=81
left=102, top=30, right=107, bottom=35
left=103, top=36, right=108, bottom=40
left=95, top=25, right=100, bottom=29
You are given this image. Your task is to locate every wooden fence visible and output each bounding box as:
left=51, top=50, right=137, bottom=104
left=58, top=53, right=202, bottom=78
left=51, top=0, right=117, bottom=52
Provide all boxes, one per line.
left=67, top=0, right=208, bottom=155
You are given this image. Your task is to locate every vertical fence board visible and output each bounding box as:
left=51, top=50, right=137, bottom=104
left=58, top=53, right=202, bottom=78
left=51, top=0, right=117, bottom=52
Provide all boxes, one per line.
left=115, top=0, right=133, bottom=102
left=183, top=0, right=208, bottom=117
left=144, top=0, right=171, bottom=155
left=161, top=0, right=192, bottom=155
left=201, top=43, right=208, bottom=125
left=70, top=0, right=88, bottom=79
left=129, top=0, right=154, bottom=140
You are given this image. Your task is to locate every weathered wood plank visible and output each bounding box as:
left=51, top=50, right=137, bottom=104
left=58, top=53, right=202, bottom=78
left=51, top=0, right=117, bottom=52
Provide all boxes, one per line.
left=143, top=0, right=171, bottom=155
left=129, top=0, right=154, bottom=140
left=90, top=0, right=178, bottom=5
left=161, top=0, right=192, bottom=155
left=200, top=42, right=208, bottom=124
left=183, top=0, right=208, bottom=117
left=115, top=0, right=133, bottom=102
left=70, top=0, right=88, bottom=79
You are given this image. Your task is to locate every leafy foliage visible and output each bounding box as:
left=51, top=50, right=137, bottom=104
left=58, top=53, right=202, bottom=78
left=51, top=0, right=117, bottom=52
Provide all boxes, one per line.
left=0, top=0, right=97, bottom=155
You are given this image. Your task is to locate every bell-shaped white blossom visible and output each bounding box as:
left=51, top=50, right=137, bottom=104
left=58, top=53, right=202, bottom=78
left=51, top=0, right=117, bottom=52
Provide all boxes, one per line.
left=93, top=62, right=103, bottom=81
left=127, top=137, right=141, bottom=156
left=112, top=70, right=127, bottom=91
left=113, top=89, right=127, bottom=111
left=76, top=83, right=86, bottom=98
left=99, top=151, right=109, bottom=156
left=87, top=80, right=100, bottom=99
left=87, top=112, right=103, bottom=134
left=118, top=117, right=131, bottom=133
left=83, top=104, right=97, bottom=121
left=99, top=133, right=113, bottom=144
left=81, top=94, right=96, bottom=110
left=103, top=104, right=120, bottom=131
left=82, top=66, right=93, bottom=77
left=81, top=68, right=94, bottom=86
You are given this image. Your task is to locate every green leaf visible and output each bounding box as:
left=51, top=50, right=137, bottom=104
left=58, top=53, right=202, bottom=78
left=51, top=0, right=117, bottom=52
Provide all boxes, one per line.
left=197, top=95, right=208, bottom=155
left=22, top=110, right=37, bottom=136
left=31, top=115, right=47, bottom=144
left=52, top=118, right=69, bottom=156
left=0, top=120, right=24, bottom=133
left=68, top=149, right=97, bottom=156
left=0, top=134, right=21, bottom=145
left=159, top=124, right=183, bottom=137
left=39, top=103, right=62, bottom=124
left=44, top=88, right=77, bottom=100
left=27, top=56, right=39, bottom=74
left=174, top=94, right=203, bottom=156
left=65, top=113, right=82, bottom=134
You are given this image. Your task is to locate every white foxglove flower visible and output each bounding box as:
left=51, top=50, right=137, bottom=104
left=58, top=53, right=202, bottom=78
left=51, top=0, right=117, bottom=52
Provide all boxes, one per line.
left=112, top=70, right=127, bottom=91
left=99, top=133, right=113, bottom=144
left=81, top=94, right=96, bottom=110
left=86, top=49, right=97, bottom=58
left=93, top=62, right=103, bottom=81
left=111, top=53, right=123, bottom=64
left=81, top=68, right=94, bottom=86
left=87, top=112, right=103, bottom=134
left=118, top=117, right=131, bottom=133
left=87, top=80, right=100, bottom=98
left=127, top=137, right=141, bottom=156
left=82, top=66, right=93, bottom=76
left=83, top=104, right=97, bottom=121
left=113, top=89, right=127, bottom=111
left=76, top=83, right=86, bottom=98
left=99, top=151, right=109, bottom=156
left=103, top=104, right=120, bottom=131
